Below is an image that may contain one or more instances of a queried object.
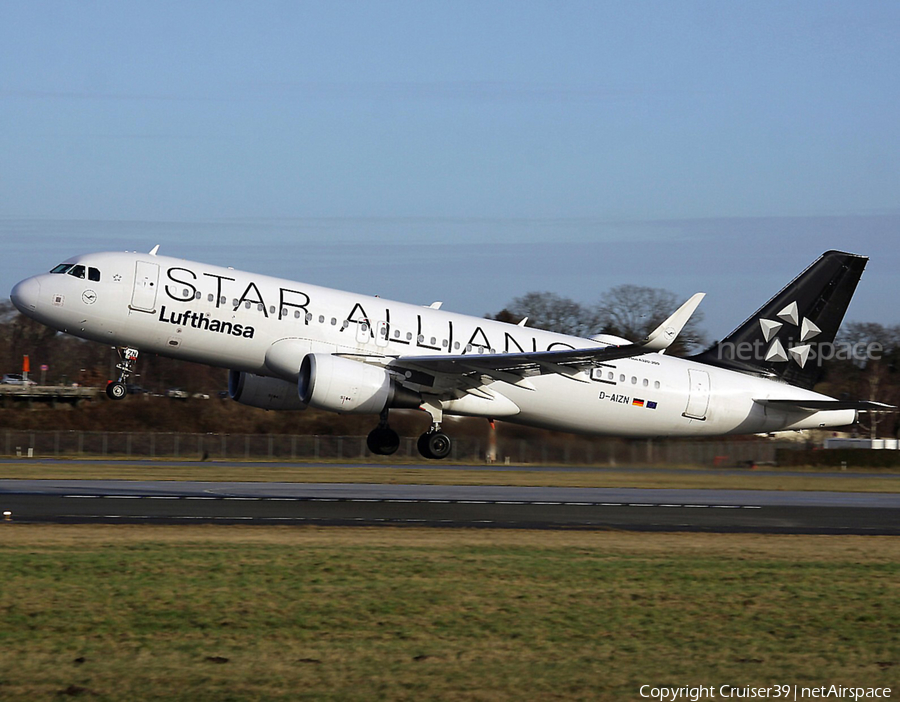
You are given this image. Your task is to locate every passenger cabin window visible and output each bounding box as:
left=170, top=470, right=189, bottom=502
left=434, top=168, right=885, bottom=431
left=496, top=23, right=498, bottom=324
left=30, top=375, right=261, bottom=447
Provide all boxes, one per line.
left=51, top=264, right=74, bottom=274
left=68, top=265, right=86, bottom=279
left=88, top=267, right=101, bottom=282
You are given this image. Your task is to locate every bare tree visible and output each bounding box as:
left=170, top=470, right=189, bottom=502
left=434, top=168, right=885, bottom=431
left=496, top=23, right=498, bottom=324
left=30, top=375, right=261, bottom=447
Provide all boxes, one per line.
left=489, top=291, right=599, bottom=337
left=593, top=284, right=707, bottom=353
left=832, top=321, right=900, bottom=438
left=490, top=286, right=707, bottom=354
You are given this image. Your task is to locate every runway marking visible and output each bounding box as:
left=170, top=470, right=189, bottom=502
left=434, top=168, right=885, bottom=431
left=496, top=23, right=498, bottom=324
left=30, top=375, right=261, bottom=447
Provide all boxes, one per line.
left=50, top=494, right=774, bottom=510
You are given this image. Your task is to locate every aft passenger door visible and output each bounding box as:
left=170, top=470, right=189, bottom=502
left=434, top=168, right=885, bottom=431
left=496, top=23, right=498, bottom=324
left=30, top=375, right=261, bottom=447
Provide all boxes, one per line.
left=683, top=369, right=710, bottom=420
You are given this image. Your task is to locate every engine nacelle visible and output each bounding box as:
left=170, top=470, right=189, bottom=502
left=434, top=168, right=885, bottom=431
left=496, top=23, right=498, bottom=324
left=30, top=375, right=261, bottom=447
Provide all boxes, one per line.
left=298, top=354, right=419, bottom=414
left=228, top=370, right=308, bottom=410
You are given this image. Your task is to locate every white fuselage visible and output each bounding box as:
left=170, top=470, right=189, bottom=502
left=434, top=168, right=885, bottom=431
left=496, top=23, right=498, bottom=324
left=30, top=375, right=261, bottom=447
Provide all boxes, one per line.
left=11, top=251, right=856, bottom=437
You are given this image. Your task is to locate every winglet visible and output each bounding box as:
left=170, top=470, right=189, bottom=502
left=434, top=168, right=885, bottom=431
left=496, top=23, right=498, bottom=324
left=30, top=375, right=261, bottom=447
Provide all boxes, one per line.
left=149, top=245, right=160, bottom=256
left=641, top=293, right=705, bottom=352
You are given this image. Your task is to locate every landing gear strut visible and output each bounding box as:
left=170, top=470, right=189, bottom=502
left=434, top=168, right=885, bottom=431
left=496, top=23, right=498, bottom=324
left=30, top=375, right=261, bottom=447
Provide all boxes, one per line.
left=367, top=409, right=400, bottom=456
left=416, top=398, right=452, bottom=460
left=106, top=347, right=139, bottom=400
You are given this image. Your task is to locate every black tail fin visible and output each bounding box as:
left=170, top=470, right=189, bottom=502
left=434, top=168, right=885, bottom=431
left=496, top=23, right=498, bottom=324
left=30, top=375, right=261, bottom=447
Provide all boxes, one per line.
left=692, top=250, right=867, bottom=389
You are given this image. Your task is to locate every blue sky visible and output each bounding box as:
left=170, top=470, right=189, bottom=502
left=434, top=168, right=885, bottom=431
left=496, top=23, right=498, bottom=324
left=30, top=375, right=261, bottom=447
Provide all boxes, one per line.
left=1, top=1, right=898, bottom=338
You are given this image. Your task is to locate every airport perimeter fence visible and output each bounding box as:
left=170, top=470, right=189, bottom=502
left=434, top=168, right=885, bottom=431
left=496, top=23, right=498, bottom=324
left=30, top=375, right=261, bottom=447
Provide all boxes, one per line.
left=0, top=429, right=799, bottom=467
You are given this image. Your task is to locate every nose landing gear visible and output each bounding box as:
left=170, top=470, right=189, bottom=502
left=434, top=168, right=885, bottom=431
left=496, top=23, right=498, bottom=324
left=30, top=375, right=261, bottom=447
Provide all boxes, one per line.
left=106, top=347, right=139, bottom=400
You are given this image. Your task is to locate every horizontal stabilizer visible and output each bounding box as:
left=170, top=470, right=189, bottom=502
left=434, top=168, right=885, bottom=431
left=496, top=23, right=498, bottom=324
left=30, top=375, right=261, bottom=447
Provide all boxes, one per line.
left=755, top=399, right=896, bottom=412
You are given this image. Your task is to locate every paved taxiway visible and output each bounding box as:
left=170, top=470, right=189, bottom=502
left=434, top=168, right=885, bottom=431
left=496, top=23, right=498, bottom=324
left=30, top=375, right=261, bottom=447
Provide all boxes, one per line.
left=2, top=477, right=899, bottom=533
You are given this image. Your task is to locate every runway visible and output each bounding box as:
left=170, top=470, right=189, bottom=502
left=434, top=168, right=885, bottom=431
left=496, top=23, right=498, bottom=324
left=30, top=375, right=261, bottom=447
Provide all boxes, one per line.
left=2, top=479, right=899, bottom=534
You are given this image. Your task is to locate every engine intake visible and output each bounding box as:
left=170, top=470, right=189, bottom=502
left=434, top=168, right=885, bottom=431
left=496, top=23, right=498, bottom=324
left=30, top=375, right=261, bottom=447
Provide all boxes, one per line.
left=298, top=354, right=419, bottom=414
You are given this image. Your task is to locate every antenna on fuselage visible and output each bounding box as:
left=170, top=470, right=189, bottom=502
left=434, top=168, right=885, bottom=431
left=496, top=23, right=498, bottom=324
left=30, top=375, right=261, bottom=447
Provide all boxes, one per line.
left=149, top=245, right=160, bottom=256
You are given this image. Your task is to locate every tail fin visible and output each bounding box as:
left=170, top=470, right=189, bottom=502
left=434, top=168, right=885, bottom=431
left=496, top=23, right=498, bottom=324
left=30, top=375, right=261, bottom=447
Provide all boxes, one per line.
left=692, top=250, right=867, bottom=389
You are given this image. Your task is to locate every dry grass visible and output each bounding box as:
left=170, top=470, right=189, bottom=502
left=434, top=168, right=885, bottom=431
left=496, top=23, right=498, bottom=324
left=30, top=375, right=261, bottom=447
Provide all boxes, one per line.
left=0, top=525, right=898, bottom=701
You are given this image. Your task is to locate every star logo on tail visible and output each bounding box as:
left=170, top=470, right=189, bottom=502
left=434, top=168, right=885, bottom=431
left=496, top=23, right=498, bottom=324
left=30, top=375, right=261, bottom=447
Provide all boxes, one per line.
left=759, top=302, right=821, bottom=368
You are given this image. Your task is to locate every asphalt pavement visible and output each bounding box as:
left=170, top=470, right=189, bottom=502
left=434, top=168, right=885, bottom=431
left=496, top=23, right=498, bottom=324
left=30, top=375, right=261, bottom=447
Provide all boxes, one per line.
left=2, top=477, right=898, bottom=534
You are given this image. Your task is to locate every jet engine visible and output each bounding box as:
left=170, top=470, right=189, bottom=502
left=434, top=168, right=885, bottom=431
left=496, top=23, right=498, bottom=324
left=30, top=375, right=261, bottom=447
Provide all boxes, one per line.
left=228, top=370, right=309, bottom=410
left=298, top=353, right=419, bottom=414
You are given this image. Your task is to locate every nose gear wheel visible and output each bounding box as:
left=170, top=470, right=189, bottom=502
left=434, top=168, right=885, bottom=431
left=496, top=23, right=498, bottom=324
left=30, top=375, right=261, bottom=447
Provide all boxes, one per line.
left=106, top=347, right=139, bottom=401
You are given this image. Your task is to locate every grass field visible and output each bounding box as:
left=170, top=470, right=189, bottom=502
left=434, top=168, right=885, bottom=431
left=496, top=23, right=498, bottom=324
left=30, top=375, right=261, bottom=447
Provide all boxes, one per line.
left=0, top=526, right=897, bottom=701
left=2, top=460, right=900, bottom=493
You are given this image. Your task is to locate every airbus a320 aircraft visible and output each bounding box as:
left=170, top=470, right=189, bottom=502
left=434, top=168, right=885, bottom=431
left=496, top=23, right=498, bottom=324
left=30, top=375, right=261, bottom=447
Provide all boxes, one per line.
left=9, top=248, right=889, bottom=459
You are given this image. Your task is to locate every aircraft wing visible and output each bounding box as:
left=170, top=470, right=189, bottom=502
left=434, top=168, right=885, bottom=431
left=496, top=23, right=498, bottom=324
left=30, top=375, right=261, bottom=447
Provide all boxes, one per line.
left=754, top=399, right=896, bottom=412
left=389, top=343, right=648, bottom=379
left=378, top=292, right=706, bottom=390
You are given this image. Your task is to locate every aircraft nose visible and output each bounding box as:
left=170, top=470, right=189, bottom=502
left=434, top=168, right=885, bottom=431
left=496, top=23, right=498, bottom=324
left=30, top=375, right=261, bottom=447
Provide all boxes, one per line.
left=10, top=277, right=41, bottom=314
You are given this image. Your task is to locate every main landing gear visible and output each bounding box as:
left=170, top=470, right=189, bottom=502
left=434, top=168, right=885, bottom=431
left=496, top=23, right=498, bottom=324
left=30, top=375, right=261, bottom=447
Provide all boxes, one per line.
left=366, top=409, right=401, bottom=456
left=106, top=347, right=139, bottom=400
left=417, top=429, right=452, bottom=460
left=366, top=404, right=454, bottom=460
left=416, top=398, right=451, bottom=460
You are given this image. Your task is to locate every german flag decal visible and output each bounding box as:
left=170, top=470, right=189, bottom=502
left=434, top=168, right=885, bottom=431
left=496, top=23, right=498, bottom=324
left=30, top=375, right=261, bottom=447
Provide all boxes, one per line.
left=632, top=398, right=645, bottom=407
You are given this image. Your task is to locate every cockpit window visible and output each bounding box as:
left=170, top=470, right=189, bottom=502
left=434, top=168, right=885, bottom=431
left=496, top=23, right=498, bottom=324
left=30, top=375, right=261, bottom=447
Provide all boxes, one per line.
left=88, top=267, right=100, bottom=282
left=68, top=265, right=86, bottom=279
left=51, top=264, right=74, bottom=274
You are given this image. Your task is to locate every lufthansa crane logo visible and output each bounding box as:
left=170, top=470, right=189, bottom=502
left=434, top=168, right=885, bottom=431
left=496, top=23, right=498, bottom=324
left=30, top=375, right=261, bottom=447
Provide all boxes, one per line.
left=82, top=290, right=98, bottom=305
